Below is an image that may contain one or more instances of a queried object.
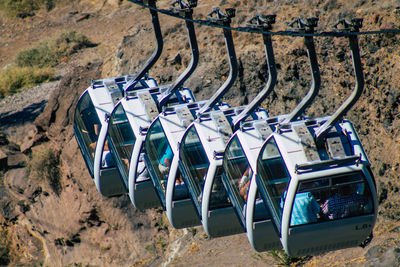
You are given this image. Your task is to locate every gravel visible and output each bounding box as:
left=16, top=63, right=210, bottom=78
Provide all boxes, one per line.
left=0, top=81, right=59, bottom=118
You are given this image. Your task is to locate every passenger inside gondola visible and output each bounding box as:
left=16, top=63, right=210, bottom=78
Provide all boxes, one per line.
left=288, top=191, right=320, bottom=226
left=91, top=123, right=115, bottom=168
left=321, top=184, right=370, bottom=220
left=136, top=153, right=149, bottom=182
left=159, top=145, right=172, bottom=175
left=290, top=173, right=374, bottom=226
left=238, top=168, right=251, bottom=201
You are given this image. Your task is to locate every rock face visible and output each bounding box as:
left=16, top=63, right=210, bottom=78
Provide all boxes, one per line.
left=34, top=61, right=103, bottom=144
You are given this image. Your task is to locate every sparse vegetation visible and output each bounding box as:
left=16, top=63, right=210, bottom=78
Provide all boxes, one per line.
left=0, top=228, right=11, bottom=266
left=0, top=0, right=63, bottom=18
left=0, top=66, right=55, bottom=97
left=268, top=250, right=312, bottom=266
left=0, top=30, right=94, bottom=97
left=27, top=146, right=62, bottom=195
left=16, top=31, right=95, bottom=68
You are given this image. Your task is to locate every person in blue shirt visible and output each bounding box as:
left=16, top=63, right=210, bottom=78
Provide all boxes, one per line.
left=289, top=192, right=320, bottom=226
left=158, top=145, right=173, bottom=175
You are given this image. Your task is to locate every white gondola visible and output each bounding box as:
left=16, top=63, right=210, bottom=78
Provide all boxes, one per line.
left=176, top=12, right=288, bottom=237
left=221, top=17, right=322, bottom=250
left=144, top=7, right=236, bottom=229
left=256, top=19, right=377, bottom=257
left=74, top=0, right=164, bottom=197
left=106, top=0, right=198, bottom=209
left=74, top=76, right=157, bottom=196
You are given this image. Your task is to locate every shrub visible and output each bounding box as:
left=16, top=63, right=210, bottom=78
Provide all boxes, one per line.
left=16, top=30, right=95, bottom=68
left=0, top=30, right=93, bottom=97
left=0, top=0, right=58, bottom=18
left=27, top=146, right=62, bottom=195
left=0, top=66, right=55, bottom=97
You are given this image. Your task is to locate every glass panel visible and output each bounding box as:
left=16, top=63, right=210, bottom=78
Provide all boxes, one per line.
left=289, top=172, right=374, bottom=227
left=253, top=191, right=270, bottom=222
left=257, top=137, right=290, bottom=231
left=74, top=92, right=101, bottom=176
left=107, top=104, right=136, bottom=184
left=172, top=169, right=189, bottom=201
left=209, top=167, right=232, bottom=210
left=223, top=136, right=252, bottom=214
left=180, top=126, right=209, bottom=208
left=145, top=119, right=172, bottom=194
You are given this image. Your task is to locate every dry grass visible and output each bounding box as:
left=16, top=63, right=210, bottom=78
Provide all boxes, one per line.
left=0, top=30, right=94, bottom=97
left=0, top=66, right=55, bottom=97
left=27, top=146, right=62, bottom=195
left=16, top=30, right=95, bottom=68
left=0, top=0, right=75, bottom=18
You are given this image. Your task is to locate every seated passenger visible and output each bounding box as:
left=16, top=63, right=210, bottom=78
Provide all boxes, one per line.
left=322, top=185, right=369, bottom=220
left=136, top=154, right=149, bottom=182
left=238, top=168, right=251, bottom=201
left=158, top=145, right=173, bottom=176
left=289, top=192, right=320, bottom=226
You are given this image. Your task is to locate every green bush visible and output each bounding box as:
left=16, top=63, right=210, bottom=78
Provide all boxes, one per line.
left=27, top=146, right=62, bottom=195
left=0, top=0, right=59, bottom=18
left=16, top=30, right=95, bottom=68
left=0, top=66, right=55, bottom=97
left=0, top=30, right=93, bottom=97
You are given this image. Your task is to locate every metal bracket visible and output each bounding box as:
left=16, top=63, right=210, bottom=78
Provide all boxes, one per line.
left=176, top=106, right=195, bottom=127
left=171, top=0, right=197, bottom=14
left=288, top=17, right=319, bottom=33
left=211, top=112, right=233, bottom=144
left=137, top=91, right=159, bottom=122
left=208, top=7, right=236, bottom=25
left=333, top=18, right=363, bottom=32
left=247, top=14, right=276, bottom=30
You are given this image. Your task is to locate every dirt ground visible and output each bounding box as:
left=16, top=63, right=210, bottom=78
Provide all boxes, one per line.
left=1, top=0, right=400, bottom=266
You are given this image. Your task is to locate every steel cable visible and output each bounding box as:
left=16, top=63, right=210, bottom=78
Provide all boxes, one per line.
left=128, top=0, right=400, bottom=37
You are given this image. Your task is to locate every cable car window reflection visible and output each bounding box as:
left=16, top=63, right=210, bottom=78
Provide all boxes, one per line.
left=172, top=169, right=189, bottom=201
left=224, top=136, right=252, bottom=210
left=289, top=172, right=373, bottom=227
left=209, top=167, right=232, bottom=210
left=108, top=104, right=136, bottom=179
left=253, top=191, right=270, bottom=222
left=145, top=119, right=172, bottom=193
left=180, top=126, right=209, bottom=205
left=74, top=92, right=101, bottom=174
left=257, top=137, right=290, bottom=229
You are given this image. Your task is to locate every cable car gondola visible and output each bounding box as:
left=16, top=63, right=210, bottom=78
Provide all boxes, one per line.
left=222, top=17, right=322, bottom=251
left=74, top=0, right=166, bottom=197
left=74, top=75, right=157, bottom=196
left=176, top=10, right=296, bottom=237
left=106, top=0, right=198, bottom=209
left=256, top=19, right=377, bottom=257
left=144, top=6, right=236, bottom=229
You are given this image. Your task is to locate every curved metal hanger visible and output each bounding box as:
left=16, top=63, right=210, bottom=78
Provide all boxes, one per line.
left=124, top=0, right=164, bottom=91
left=158, top=0, right=200, bottom=108
left=283, top=17, right=321, bottom=123
left=232, top=14, right=277, bottom=130
left=196, top=7, right=238, bottom=115
left=315, top=18, right=364, bottom=146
